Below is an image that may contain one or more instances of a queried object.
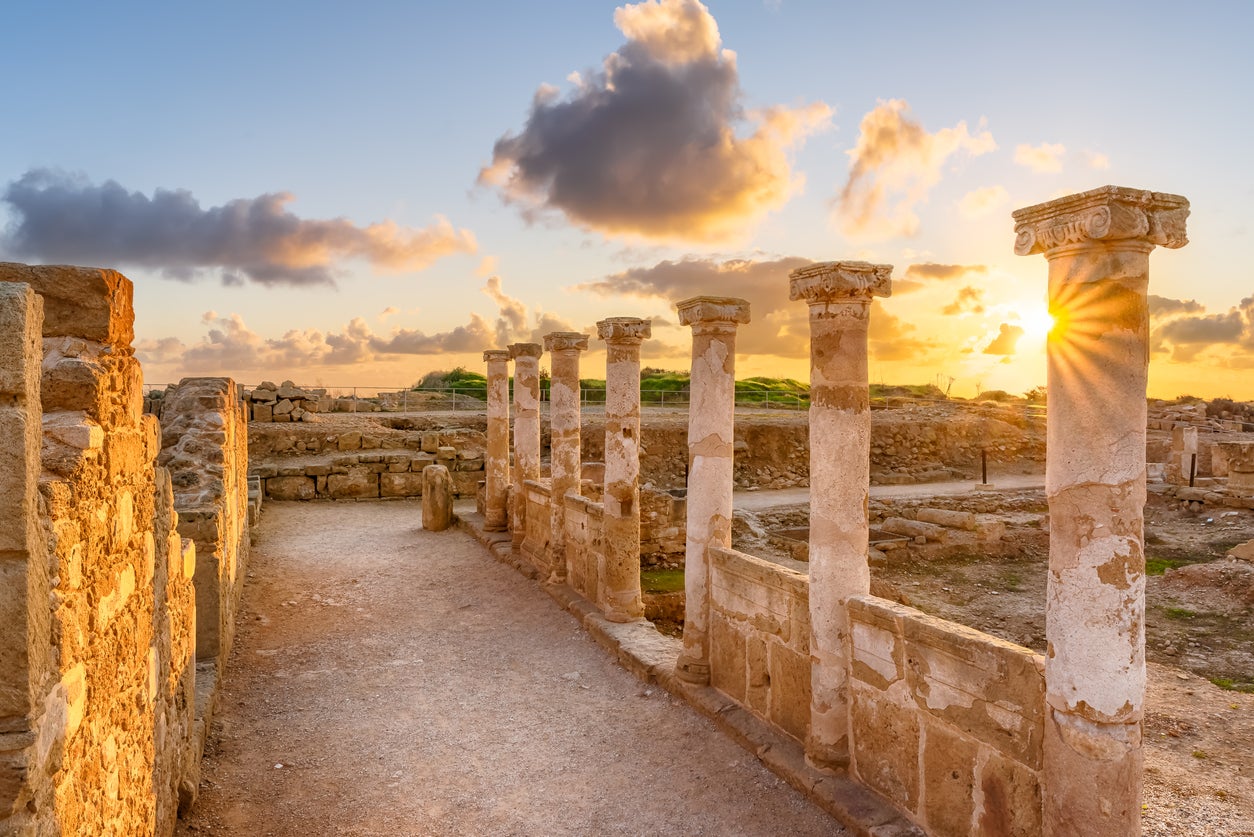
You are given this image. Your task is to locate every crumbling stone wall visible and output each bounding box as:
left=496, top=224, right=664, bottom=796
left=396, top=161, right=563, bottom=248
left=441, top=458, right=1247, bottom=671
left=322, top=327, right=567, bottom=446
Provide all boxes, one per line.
left=0, top=264, right=197, bottom=836
left=158, top=378, right=250, bottom=667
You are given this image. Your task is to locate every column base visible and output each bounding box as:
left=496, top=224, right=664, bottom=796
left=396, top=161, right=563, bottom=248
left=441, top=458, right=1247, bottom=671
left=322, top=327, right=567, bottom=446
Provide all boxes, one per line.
left=603, top=609, right=644, bottom=624
left=674, top=656, right=710, bottom=686
left=804, top=739, right=851, bottom=773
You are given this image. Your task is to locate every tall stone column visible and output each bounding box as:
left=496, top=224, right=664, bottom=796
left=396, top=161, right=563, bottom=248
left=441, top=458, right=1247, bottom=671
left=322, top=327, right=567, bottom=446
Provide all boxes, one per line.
left=596, top=317, right=651, bottom=623
left=543, top=331, right=589, bottom=584
left=1014, top=186, right=1189, bottom=834
left=789, top=261, right=892, bottom=770
left=508, top=342, right=543, bottom=550
left=482, top=349, right=512, bottom=531
left=673, top=297, right=751, bottom=684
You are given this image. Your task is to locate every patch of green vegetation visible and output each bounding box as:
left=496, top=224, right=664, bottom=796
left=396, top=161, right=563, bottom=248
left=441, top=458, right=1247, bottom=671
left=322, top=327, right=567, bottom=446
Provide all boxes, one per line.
left=1209, top=676, right=1254, bottom=694
left=999, top=571, right=1024, bottom=592
left=735, top=376, right=809, bottom=407
left=1164, top=606, right=1197, bottom=620
left=1145, top=556, right=1191, bottom=575
left=1192, top=749, right=1208, bottom=760
left=414, top=367, right=488, bottom=400
left=641, top=568, right=685, bottom=594
left=870, top=383, right=947, bottom=400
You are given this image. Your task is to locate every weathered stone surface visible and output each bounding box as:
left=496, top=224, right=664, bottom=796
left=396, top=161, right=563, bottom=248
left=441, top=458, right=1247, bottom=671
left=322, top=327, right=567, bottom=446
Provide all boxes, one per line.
left=0, top=263, right=135, bottom=348
left=422, top=465, right=453, bottom=531
left=920, top=718, right=977, bottom=834
left=915, top=507, right=977, bottom=531
left=380, top=471, right=424, bottom=498
left=328, top=469, right=378, bottom=499
left=880, top=517, right=947, bottom=542
left=851, top=685, right=919, bottom=810
left=266, top=475, right=316, bottom=501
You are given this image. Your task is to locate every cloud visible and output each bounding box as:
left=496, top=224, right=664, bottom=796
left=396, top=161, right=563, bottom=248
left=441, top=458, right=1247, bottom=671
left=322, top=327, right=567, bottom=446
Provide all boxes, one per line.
left=957, top=185, right=1008, bottom=218
left=1156, top=310, right=1245, bottom=361
left=379, top=306, right=400, bottom=321
left=1013, top=142, right=1066, bottom=173
left=1084, top=151, right=1110, bottom=170
left=1148, top=294, right=1205, bottom=319
left=904, top=262, right=987, bottom=281
left=1, top=169, right=476, bottom=286
left=983, top=323, right=1024, bottom=355
left=479, top=0, right=830, bottom=242
left=137, top=277, right=579, bottom=375
left=836, top=99, right=996, bottom=239
left=868, top=300, right=938, bottom=361
left=942, top=286, right=985, bottom=316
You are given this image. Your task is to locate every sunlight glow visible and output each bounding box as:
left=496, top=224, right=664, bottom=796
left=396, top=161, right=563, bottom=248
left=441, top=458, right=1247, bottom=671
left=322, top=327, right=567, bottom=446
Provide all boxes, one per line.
left=1016, top=303, right=1057, bottom=340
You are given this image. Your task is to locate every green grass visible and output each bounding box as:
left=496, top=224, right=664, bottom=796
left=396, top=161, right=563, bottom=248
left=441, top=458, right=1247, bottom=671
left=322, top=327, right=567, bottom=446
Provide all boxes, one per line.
left=1164, top=607, right=1197, bottom=620
left=640, top=568, right=685, bottom=594
left=1146, top=556, right=1192, bottom=575
left=1209, top=676, right=1254, bottom=694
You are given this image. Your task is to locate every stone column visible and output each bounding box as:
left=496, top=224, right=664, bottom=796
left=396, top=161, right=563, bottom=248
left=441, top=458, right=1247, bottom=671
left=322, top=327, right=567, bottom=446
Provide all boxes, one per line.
left=1014, top=185, right=1189, bottom=834
left=509, top=342, right=543, bottom=549
left=673, top=297, right=751, bottom=685
left=596, top=317, right=651, bottom=623
left=483, top=350, right=512, bottom=531
left=789, top=260, right=892, bottom=770
left=543, top=331, right=589, bottom=584
left=1218, top=441, right=1254, bottom=496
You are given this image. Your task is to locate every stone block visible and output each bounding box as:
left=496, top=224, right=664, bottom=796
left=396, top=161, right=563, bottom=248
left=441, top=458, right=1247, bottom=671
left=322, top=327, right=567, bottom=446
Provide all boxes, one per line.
left=380, top=471, right=424, bottom=498
left=40, top=355, right=106, bottom=417
left=851, top=685, right=920, bottom=813
left=767, top=644, right=811, bottom=743
left=273, top=398, right=294, bottom=416
left=921, top=718, right=978, bottom=835
left=421, top=431, right=440, bottom=453
left=251, top=389, right=277, bottom=403
left=305, top=464, right=331, bottom=477
left=421, top=465, right=453, bottom=531
left=361, top=435, right=381, bottom=449
left=0, top=283, right=41, bottom=399
left=338, top=432, right=362, bottom=451
left=327, top=469, right=378, bottom=499
left=267, top=476, right=316, bottom=501
left=975, top=746, right=1042, bottom=836
left=881, top=516, right=947, bottom=541
left=709, top=613, right=747, bottom=704
left=272, top=413, right=291, bottom=423
left=0, top=263, right=134, bottom=347
left=252, top=402, right=273, bottom=422
left=916, top=507, right=978, bottom=531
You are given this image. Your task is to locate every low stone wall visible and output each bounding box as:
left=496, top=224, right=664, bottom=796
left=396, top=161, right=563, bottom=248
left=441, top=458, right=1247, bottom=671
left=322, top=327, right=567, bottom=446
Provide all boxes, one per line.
left=640, top=488, right=686, bottom=566
left=707, top=546, right=811, bottom=743
left=847, top=595, right=1044, bottom=836
left=0, top=264, right=198, bottom=835
left=564, top=494, right=605, bottom=606
left=520, top=480, right=553, bottom=575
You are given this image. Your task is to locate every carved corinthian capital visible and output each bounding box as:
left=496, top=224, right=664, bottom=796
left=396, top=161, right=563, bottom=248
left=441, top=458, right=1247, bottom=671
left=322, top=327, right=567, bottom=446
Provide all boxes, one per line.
left=507, top=342, right=542, bottom=360
left=788, top=261, right=893, bottom=304
left=676, top=296, right=751, bottom=327
left=596, top=317, right=652, bottom=344
left=1013, top=185, right=1189, bottom=257
left=543, top=332, right=590, bottom=353
left=483, top=349, right=511, bottom=363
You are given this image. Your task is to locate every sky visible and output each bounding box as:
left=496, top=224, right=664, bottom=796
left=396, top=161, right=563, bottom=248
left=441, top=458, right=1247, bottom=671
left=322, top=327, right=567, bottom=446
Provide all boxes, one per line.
left=1, top=0, right=1251, bottom=399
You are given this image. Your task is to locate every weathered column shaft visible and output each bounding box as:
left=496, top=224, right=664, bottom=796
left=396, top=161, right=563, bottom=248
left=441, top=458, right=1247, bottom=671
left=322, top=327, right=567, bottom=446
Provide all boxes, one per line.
left=597, top=317, right=651, bottom=623
left=543, top=332, right=589, bottom=584
left=483, top=350, right=512, bottom=531
left=790, top=261, right=892, bottom=770
left=674, top=297, right=750, bottom=685
left=509, top=343, right=543, bottom=549
left=1014, top=185, right=1189, bottom=835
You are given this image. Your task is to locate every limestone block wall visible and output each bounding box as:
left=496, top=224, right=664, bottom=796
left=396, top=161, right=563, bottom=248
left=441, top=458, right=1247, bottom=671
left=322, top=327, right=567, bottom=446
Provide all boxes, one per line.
left=707, top=546, right=812, bottom=743
left=847, top=596, right=1044, bottom=836
left=563, top=494, right=605, bottom=606
left=639, top=487, right=685, bottom=566
left=0, top=264, right=197, bottom=836
left=158, top=378, right=250, bottom=666
left=520, top=480, right=552, bottom=574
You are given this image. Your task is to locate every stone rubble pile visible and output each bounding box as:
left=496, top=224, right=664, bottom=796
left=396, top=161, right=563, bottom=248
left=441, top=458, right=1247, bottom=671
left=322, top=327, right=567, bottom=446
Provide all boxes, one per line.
left=243, top=380, right=328, bottom=422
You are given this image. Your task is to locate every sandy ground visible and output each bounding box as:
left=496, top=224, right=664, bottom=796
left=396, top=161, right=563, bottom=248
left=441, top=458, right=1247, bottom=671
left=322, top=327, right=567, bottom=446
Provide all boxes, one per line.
left=733, top=472, right=1047, bottom=512
left=176, top=501, right=844, bottom=837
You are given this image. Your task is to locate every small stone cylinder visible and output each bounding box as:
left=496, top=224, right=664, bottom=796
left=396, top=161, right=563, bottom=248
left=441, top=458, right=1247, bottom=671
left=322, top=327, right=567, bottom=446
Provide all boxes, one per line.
left=482, top=350, right=511, bottom=531
left=596, top=317, right=650, bottom=623
left=509, top=343, right=543, bottom=549
left=422, top=464, right=453, bottom=531
left=673, top=296, right=750, bottom=685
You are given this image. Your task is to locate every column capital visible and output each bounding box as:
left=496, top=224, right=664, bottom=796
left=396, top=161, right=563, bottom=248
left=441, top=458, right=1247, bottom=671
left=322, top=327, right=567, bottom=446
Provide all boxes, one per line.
left=676, top=296, right=751, bottom=328
left=1013, top=185, right=1189, bottom=258
left=483, top=349, right=511, bottom=363
left=543, top=331, right=590, bottom=353
left=596, top=317, right=651, bottom=344
left=789, top=261, right=892, bottom=304
left=507, top=342, right=543, bottom=360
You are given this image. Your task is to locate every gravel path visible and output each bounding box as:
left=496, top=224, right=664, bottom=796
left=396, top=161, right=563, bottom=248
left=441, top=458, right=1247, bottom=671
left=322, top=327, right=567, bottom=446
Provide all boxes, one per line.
left=177, top=501, right=844, bottom=836
left=733, top=472, right=1046, bottom=511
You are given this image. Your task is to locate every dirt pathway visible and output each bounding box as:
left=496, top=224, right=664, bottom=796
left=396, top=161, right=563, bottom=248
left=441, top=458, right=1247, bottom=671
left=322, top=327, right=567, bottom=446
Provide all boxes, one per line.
left=177, top=501, right=844, bottom=837
left=733, top=472, right=1046, bottom=511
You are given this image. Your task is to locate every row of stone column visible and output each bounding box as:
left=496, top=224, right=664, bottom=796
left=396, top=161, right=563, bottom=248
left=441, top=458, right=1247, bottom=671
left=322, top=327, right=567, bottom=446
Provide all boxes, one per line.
left=478, top=184, right=1185, bottom=836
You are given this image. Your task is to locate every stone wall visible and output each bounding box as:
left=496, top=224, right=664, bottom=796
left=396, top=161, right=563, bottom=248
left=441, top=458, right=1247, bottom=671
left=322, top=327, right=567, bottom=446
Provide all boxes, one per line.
left=707, top=546, right=812, bottom=743
left=564, top=494, right=605, bottom=606
left=520, top=480, right=552, bottom=574
left=0, top=264, right=197, bottom=835
left=847, top=596, right=1044, bottom=836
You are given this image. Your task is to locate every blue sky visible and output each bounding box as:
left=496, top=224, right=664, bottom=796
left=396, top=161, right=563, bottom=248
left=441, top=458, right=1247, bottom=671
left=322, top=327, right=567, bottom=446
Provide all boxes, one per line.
left=1, top=1, right=1250, bottom=397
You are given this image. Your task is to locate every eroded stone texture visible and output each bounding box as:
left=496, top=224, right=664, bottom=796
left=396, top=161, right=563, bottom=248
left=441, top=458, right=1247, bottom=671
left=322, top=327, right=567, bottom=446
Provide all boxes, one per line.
left=1014, top=185, right=1189, bottom=835
left=483, top=350, right=512, bottom=531
left=596, top=317, right=651, bottom=623
left=1217, top=441, right=1254, bottom=495
left=0, top=263, right=134, bottom=348
left=543, top=332, right=589, bottom=584
left=422, top=465, right=453, bottom=531
left=508, top=343, right=543, bottom=550
left=790, top=260, right=891, bottom=769
left=673, top=296, right=750, bottom=685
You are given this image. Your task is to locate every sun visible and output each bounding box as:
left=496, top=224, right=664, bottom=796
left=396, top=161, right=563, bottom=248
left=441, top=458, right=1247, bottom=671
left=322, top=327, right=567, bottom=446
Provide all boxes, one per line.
left=1015, top=302, right=1056, bottom=341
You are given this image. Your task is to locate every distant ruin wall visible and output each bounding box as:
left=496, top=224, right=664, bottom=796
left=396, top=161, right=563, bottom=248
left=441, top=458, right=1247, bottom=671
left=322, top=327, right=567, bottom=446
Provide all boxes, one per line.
left=0, top=264, right=196, bottom=836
